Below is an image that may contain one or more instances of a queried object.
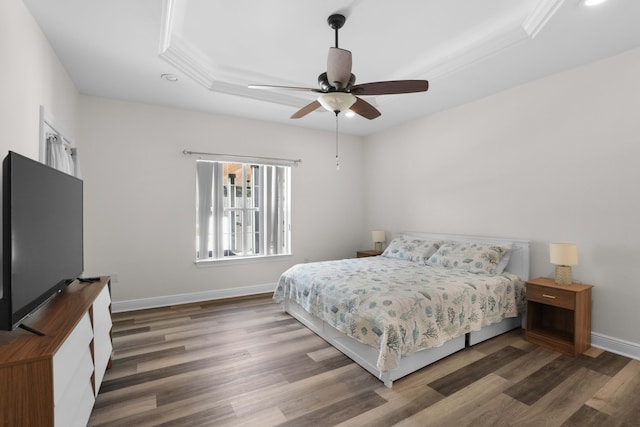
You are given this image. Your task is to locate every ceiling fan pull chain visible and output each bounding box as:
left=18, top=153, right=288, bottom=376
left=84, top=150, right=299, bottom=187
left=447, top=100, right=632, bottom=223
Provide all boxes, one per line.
left=335, top=113, right=340, bottom=171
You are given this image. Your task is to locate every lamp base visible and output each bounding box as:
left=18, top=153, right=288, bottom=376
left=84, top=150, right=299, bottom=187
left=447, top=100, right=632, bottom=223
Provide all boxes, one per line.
left=554, top=265, right=572, bottom=285
left=374, top=242, right=382, bottom=252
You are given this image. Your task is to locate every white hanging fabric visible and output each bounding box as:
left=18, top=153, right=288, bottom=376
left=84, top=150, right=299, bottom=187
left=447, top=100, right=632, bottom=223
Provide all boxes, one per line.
left=196, top=161, right=214, bottom=259
left=46, top=134, right=75, bottom=175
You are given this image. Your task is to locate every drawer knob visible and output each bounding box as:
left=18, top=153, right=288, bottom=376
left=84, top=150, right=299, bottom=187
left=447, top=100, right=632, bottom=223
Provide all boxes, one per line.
left=542, top=294, right=557, bottom=299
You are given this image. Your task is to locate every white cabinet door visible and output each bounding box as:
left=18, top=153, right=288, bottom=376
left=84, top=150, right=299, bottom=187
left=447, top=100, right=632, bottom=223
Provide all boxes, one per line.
left=52, top=312, right=95, bottom=427
left=93, top=284, right=113, bottom=395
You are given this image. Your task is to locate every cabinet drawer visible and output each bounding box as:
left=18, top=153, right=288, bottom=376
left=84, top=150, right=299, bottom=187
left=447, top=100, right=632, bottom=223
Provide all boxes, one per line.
left=93, top=286, right=112, bottom=346
left=53, top=312, right=93, bottom=406
left=527, top=284, right=575, bottom=309
left=92, top=284, right=112, bottom=395
left=54, top=350, right=94, bottom=427
left=94, top=283, right=111, bottom=312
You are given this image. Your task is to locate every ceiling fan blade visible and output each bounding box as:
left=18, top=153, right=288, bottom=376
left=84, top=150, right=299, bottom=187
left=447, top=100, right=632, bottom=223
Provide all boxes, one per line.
left=350, top=80, right=429, bottom=96
left=291, top=100, right=322, bottom=119
left=350, top=97, right=381, bottom=120
left=248, top=84, right=322, bottom=93
left=327, top=47, right=352, bottom=89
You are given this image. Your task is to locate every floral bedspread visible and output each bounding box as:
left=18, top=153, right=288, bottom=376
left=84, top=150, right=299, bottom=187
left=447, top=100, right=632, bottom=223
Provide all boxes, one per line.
left=273, top=257, right=526, bottom=371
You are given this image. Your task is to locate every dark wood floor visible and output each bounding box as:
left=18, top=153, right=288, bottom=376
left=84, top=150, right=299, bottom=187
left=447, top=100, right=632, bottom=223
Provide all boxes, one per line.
left=89, top=295, right=640, bottom=427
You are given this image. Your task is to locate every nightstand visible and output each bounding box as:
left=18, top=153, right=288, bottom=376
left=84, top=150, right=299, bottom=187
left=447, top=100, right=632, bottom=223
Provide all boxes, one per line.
left=525, top=277, right=593, bottom=356
left=357, top=250, right=382, bottom=258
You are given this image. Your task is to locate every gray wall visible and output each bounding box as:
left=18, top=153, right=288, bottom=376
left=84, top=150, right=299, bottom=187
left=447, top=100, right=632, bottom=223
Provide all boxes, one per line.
left=78, top=96, right=365, bottom=302
left=363, top=47, right=640, bottom=347
left=0, top=0, right=78, bottom=161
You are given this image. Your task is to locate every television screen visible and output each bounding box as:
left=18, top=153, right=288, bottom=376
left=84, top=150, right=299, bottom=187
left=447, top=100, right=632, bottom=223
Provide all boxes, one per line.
left=0, top=151, right=83, bottom=331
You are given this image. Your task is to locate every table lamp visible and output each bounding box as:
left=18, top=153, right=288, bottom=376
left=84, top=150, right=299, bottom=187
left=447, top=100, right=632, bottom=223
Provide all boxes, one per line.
left=549, top=242, right=578, bottom=285
left=372, top=230, right=385, bottom=252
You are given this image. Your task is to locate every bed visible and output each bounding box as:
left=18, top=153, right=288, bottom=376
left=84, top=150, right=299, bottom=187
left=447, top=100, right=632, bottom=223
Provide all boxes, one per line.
left=273, top=231, right=530, bottom=387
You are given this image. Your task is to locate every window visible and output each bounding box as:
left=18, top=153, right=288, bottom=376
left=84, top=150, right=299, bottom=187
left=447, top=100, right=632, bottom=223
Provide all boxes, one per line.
left=195, top=160, right=291, bottom=261
left=39, top=106, right=80, bottom=177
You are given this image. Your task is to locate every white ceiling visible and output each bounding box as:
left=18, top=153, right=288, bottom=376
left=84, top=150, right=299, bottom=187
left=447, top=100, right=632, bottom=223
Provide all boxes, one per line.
left=23, top=0, right=640, bottom=136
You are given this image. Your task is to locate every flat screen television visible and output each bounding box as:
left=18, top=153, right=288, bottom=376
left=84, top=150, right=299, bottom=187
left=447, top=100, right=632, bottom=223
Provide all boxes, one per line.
left=0, top=151, right=83, bottom=331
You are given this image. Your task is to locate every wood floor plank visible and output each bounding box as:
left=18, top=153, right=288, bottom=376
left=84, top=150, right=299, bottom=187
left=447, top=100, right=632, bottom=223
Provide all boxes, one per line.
left=577, top=350, right=631, bottom=377
left=393, top=347, right=486, bottom=388
left=445, top=392, right=529, bottom=427
left=277, top=389, right=388, bottom=427
left=514, top=367, right=611, bottom=426
left=333, top=385, right=444, bottom=427
left=155, top=370, right=287, bottom=408
left=493, top=345, right=561, bottom=384
left=561, top=404, right=612, bottom=427
left=88, top=395, right=157, bottom=426
left=278, top=367, right=381, bottom=420
left=428, top=346, right=526, bottom=396
left=394, top=373, right=510, bottom=426
left=98, top=394, right=237, bottom=427
left=213, top=407, right=288, bottom=427
left=307, top=346, right=343, bottom=362
left=89, top=295, right=640, bottom=426
left=503, top=354, right=582, bottom=405
left=585, top=359, right=640, bottom=418
left=471, top=328, right=528, bottom=355
left=229, top=363, right=363, bottom=418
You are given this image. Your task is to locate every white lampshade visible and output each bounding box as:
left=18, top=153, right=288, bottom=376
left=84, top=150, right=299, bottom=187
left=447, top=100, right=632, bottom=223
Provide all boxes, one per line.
left=372, top=230, right=385, bottom=243
left=318, top=92, right=356, bottom=114
left=372, top=230, right=385, bottom=252
left=549, top=243, right=578, bottom=266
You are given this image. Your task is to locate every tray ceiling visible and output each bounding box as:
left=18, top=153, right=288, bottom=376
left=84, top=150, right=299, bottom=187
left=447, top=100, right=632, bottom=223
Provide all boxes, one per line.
left=24, top=0, right=640, bottom=136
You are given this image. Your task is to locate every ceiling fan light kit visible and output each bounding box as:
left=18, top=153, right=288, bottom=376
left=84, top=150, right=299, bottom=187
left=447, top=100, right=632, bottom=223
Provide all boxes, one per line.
left=318, top=92, right=356, bottom=114
left=248, top=13, right=429, bottom=121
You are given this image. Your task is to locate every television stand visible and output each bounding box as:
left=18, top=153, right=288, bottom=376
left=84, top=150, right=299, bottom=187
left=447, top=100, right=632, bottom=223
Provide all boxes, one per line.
left=0, top=277, right=112, bottom=426
left=18, top=323, right=45, bottom=336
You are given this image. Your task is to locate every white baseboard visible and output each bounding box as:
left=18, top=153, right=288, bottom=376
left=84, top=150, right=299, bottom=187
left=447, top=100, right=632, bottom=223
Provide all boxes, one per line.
left=591, top=332, right=640, bottom=361
left=111, top=282, right=276, bottom=313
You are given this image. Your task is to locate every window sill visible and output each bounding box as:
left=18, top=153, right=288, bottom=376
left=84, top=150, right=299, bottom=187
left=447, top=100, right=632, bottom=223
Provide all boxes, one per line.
left=194, top=253, right=293, bottom=267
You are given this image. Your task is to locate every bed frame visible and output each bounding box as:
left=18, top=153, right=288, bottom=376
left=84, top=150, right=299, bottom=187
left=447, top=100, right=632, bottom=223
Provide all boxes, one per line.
left=281, top=232, right=530, bottom=387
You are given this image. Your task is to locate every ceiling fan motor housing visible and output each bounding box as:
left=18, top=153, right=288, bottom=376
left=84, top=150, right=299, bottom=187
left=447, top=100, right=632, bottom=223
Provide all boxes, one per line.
left=327, top=14, right=346, bottom=31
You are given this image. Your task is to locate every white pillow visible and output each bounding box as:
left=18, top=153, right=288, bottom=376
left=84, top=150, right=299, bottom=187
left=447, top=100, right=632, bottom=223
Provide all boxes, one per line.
left=382, top=237, right=443, bottom=264
left=427, top=241, right=512, bottom=275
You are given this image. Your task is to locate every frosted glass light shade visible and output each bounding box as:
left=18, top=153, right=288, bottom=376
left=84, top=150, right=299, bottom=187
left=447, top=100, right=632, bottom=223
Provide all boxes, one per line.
left=549, top=243, right=578, bottom=266
left=318, top=92, right=356, bottom=113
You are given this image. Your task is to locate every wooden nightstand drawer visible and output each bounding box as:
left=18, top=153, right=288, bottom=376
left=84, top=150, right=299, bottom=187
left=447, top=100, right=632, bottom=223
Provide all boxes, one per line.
left=526, top=284, right=575, bottom=309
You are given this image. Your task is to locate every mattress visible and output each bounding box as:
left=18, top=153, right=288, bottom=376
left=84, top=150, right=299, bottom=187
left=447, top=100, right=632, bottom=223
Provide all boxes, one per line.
left=274, top=256, right=526, bottom=371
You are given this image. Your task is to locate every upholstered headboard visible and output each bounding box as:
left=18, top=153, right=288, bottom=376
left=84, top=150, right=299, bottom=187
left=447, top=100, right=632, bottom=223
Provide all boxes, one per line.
left=398, top=231, right=530, bottom=280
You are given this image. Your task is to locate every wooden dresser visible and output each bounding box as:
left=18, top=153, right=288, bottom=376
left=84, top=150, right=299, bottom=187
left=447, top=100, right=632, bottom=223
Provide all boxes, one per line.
left=0, top=277, right=112, bottom=427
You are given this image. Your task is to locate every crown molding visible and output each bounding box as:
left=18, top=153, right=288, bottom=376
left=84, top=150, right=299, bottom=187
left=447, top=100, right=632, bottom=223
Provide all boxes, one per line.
left=158, top=0, right=565, bottom=108
left=523, top=0, right=566, bottom=38
left=401, top=0, right=565, bottom=81
left=159, top=0, right=309, bottom=108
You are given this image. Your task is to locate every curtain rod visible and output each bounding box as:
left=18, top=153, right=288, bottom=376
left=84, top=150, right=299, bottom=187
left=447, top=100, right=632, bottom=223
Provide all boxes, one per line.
left=182, top=150, right=301, bottom=166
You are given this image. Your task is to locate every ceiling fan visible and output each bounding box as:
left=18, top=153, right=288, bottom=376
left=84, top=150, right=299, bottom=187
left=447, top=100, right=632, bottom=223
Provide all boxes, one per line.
left=248, top=13, right=429, bottom=120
